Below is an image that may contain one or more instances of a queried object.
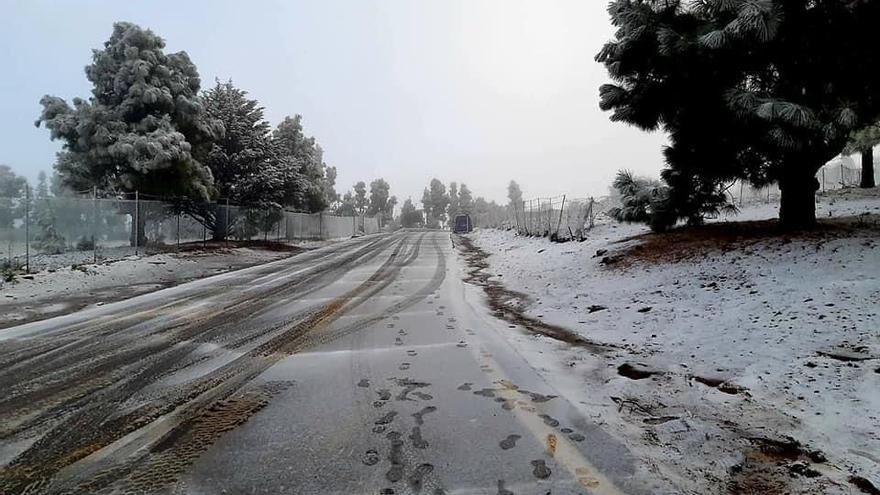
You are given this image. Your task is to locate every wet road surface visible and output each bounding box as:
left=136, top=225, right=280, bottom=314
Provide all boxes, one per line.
left=0, top=231, right=647, bottom=494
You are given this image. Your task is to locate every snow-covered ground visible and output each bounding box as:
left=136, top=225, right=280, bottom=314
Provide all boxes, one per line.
left=0, top=246, right=299, bottom=328
left=466, top=189, right=880, bottom=494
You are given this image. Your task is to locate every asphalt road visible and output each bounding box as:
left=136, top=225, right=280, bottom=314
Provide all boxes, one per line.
left=0, top=230, right=647, bottom=495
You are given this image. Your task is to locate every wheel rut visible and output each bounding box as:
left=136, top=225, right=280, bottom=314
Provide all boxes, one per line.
left=0, top=233, right=437, bottom=494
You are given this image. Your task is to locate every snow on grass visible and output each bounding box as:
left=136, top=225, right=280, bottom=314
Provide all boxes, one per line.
left=468, top=190, right=880, bottom=494
left=0, top=247, right=293, bottom=327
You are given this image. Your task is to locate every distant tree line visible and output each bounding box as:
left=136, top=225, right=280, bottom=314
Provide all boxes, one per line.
left=394, top=178, right=507, bottom=229
left=332, top=179, right=397, bottom=225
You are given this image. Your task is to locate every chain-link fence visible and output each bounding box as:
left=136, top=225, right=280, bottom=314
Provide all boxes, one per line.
left=724, top=161, right=876, bottom=206
left=507, top=195, right=618, bottom=241
left=502, top=161, right=876, bottom=242
left=1, top=191, right=380, bottom=273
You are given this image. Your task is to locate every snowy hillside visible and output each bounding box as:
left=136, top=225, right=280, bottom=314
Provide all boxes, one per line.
left=466, top=190, right=880, bottom=494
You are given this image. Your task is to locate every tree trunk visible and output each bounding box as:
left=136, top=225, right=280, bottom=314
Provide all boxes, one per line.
left=861, top=148, right=876, bottom=188
left=778, top=170, right=819, bottom=229
left=211, top=203, right=229, bottom=241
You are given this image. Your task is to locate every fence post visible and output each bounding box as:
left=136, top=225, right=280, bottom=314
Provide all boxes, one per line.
left=92, top=186, right=97, bottom=263
left=555, top=195, right=566, bottom=237
left=224, top=198, right=230, bottom=248
left=176, top=211, right=181, bottom=252
left=588, top=197, right=595, bottom=229
left=528, top=200, right=533, bottom=236
left=134, top=190, right=139, bottom=256
left=24, top=184, right=30, bottom=274
left=822, top=169, right=826, bottom=192
left=511, top=203, right=519, bottom=233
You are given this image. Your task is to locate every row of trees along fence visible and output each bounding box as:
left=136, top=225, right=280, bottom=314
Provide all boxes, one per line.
left=508, top=195, right=610, bottom=241
left=0, top=190, right=380, bottom=273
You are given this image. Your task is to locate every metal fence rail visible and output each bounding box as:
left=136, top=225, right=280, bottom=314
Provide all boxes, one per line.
left=1, top=192, right=380, bottom=273
left=504, top=161, right=875, bottom=241
left=508, top=195, right=614, bottom=241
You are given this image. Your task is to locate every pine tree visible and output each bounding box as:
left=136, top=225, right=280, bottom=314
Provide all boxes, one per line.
left=447, top=182, right=459, bottom=220
left=0, top=165, right=27, bottom=229
left=335, top=191, right=356, bottom=216
left=428, top=179, right=449, bottom=228
left=353, top=181, right=368, bottom=214
left=32, top=171, right=66, bottom=254
left=399, top=198, right=423, bottom=228
left=273, top=115, right=330, bottom=212
left=421, top=188, right=434, bottom=227
left=597, top=1, right=880, bottom=228
left=367, top=179, right=391, bottom=216
left=35, top=22, right=222, bottom=200
left=202, top=80, right=274, bottom=204
left=507, top=180, right=522, bottom=207
left=458, top=183, right=474, bottom=214
left=843, top=124, right=880, bottom=189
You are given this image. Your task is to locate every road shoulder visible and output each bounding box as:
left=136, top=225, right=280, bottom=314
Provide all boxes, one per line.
left=458, top=198, right=880, bottom=494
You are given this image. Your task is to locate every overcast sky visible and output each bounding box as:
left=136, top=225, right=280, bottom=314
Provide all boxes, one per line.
left=0, top=0, right=667, bottom=204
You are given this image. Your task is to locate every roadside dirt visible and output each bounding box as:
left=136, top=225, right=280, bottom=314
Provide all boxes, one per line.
left=606, top=214, right=880, bottom=267
left=461, top=228, right=878, bottom=495
left=456, top=234, right=612, bottom=353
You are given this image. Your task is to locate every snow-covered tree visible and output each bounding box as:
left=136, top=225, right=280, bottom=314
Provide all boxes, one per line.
left=191, top=80, right=282, bottom=238
left=472, top=196, right=507, bottom=228
left=273, top=115, right=330, bottom=212
left=597, top=0, right=880, bottom=228
left=606, top=170, right=682, bottom=232
left=458, top=183, right=474, bottom=214
left=507, top=180, right=522, bottom=207
left=202, top=80, right=274, bottom=204
left=335, top=190, right=356, bottom=216
left=367, top=178, right=391, bottom=216
left=420, top=188, right=433, bottom=226
left=842, top=124, right=880, bottom=189
left=353, top=181, right=368, bottom=214
left=428, top=179, right=449, bottom=227
left=323, top=166, right=339, bottom=207
left=0, top=165, right=27, bottom=229
left=35, top=22, right=222, bottom=200
left=399, top=198, right=423, bottom=228
left=386, top=196, right=398, bottom=219
left=32, top=171, right=66, bottom=254
left=446, top=182, right=459, bottom=220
